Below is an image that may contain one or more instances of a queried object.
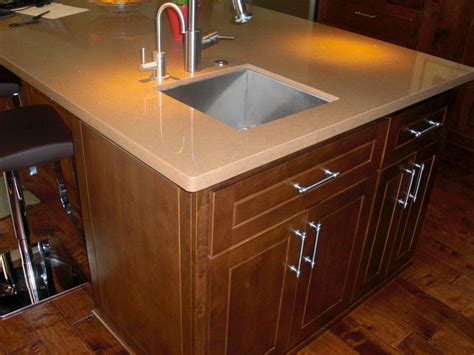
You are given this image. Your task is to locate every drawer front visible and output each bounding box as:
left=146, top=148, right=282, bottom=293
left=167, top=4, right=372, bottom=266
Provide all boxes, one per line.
left=387, top=0, right=424, bottom=10
left=210, top=120, right=388, bottom=256
left=384, top=92, right=450, bottom=166
left=319, top=0, right=421, bottom=48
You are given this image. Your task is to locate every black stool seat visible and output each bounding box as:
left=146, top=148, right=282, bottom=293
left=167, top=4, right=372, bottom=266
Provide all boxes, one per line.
left=0, top=105, right=73, bottom=171
left=0, top=65, right=21, bottom=97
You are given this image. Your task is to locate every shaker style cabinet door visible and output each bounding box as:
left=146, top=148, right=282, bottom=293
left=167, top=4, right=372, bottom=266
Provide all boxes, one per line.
left=387, top=141, right=441, bottom=274
left=288, top=178, right=375, bottom=348
left=353, top=154, right=417, bottom=299
left=208, top=213, right=307, bottom=355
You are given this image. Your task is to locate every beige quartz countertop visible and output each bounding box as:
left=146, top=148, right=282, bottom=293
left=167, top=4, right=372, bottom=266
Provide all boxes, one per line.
left=1, top=0, right=473, bottom=191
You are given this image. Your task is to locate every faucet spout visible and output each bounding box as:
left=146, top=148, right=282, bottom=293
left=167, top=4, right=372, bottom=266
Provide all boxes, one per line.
left=157, top=2, right=186, bottom=54
left=232, top=0, right=252, bottom=23
left=139, top=2, right=185, bottom=81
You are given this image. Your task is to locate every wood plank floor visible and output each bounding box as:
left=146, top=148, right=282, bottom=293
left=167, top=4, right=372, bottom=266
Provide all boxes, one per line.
left=0, top=146, right=473, bottom=354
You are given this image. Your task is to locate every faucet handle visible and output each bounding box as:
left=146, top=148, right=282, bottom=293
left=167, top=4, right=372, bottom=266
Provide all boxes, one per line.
left=218, top=35, right=236, bottom=40
left=139, top=48, right=158, bottom=72
left=140, top=47, right=146, bottom=64
left=202, top=31, right=236, bottom=48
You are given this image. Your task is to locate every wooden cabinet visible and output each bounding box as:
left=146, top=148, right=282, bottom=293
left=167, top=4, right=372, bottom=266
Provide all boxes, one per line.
left=387, top=141, right=440, bottom=273
left=354, top=154, right=416, bottom=298
left=206, top=121, right=387, bottom=354
left=69, top=92, right=451, bottom=353
left=288, top=178, right=375, bottom=347
left=208, top=214, right=306, bottom=354
left=354, top=94, right=447, bottom=300
left=318, top=0, right=474, bottom=152
left=319, top=0, right=423, bottom=48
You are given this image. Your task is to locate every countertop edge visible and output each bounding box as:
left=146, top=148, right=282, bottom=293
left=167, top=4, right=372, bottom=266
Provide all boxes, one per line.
left=1, top=58, right=473, bottom=193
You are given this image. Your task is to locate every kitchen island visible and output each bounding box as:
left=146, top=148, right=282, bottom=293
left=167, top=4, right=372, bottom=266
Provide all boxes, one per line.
left=1, top=0, right=473, bottom=353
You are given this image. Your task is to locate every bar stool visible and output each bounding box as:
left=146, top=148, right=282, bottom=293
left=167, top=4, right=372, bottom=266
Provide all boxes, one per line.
left=0, top=105, right=77, bottom=309
left=0, top=65, right=22, bottom=108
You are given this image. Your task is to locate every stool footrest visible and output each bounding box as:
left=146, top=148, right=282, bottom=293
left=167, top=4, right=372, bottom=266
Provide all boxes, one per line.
left=0, top=238, right=85, bottom=318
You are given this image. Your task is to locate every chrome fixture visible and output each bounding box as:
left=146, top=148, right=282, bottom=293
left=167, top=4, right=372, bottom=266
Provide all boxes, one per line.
left=407, top=119, right=441, bottom=138
left=398, top=166, right=416, bottom=209
left=139, top=2, right=186, bottom=81
left=398, top=162, right=426, bottom=209
left=304, top=222, right=322, bottom=269
left=293, top=168, right=340, bottom=195
left=184, top=0, right=252, bottom=72
left=289, top=229, right=307, bottom=278
left=232, top=0, right=253, bottom=23
left=411, top=163, right=425, bottom=203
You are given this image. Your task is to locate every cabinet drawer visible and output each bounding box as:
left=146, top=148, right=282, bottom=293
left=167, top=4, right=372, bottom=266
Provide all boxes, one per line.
left=383, top=92, right=450, bottom=166
left=387, top=0, right=424, bottom=10
left=210, top=120, right=388, bottom=256
left=319, top=0, right=421, bottom=48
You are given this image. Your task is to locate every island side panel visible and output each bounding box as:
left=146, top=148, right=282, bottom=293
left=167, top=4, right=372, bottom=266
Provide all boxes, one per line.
left=76, top=122, right=193, bottom=355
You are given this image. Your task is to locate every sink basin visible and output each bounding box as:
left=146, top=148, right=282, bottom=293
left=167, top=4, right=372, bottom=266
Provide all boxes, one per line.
left=161, top=66, right=335, bottom=131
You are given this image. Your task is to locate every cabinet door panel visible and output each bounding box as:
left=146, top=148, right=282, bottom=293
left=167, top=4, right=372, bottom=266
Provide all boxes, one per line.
left=289, top=179, right=375, bottom=347
left=354, top=154, right=415, bottom=299
left=209, top=213, right=307, bottom=355
left=388, top=142, right=441, bottom=273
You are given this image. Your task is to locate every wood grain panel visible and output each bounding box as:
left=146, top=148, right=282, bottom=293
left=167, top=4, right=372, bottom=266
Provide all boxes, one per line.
left=289, top=178, right=376, bottom=347
left=77, top=123, right=192, bottom=354
left=211, top=121, right=387, bottom=256
left=388, top=141, right=441, bottom=274
left=354, top=154, right=416, bottom=299
left=383, top=92, right=449, bottom=166
left=319, top=0, right=422, bottom=48
left=209, top=213, right=307, bottom=354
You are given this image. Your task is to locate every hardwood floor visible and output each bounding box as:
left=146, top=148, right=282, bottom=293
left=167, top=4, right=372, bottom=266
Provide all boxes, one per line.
left=0, top=284, right=127, bottom=354
left=0, top=147, right=473, bottom=354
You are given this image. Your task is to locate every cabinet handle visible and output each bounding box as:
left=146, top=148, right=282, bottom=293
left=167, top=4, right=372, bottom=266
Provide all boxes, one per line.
left=292, top=169, right=340, bottom=195
left=289, top=229, right=307, bottom=278
left=411, top=163, right=425, bottom=203
left=354, top=10, right=377, bottom=19
left=407, top=120, right=441, bottom=138
left=398, top=167, right=416, bottom=209
left=304, top=222, right=322, bottom=269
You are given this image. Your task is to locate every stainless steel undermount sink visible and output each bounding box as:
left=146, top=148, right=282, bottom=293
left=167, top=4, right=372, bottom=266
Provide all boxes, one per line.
left=160, top=66, right=337, bottom=131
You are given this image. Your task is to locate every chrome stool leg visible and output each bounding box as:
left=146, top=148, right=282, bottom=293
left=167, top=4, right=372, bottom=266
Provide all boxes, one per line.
left=11, top=92, right=22, bottom=109
left=53, top=161, right=82, bottom=233
left=0, top=253, right=16, bottom=295
left=3, top=171, right=40, bottom=304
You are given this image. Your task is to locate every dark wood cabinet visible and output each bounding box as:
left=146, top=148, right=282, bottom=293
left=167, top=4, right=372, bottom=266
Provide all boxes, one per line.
left=354, top=94, right=447, bottom=300
left=16, top=78, right=453, bottom=354
left=318, top=0, right=474, bottom=152
left=354, top=141, right=441, bottom=299
left=289, top=178, right=375, bottom=347
left=319, top=0, right=423, bottom=48
left=354, top=154, right=416, bottom=298
left=208, top=214, right=306, bottom=355
left=387, top=141, right=441, bottom=273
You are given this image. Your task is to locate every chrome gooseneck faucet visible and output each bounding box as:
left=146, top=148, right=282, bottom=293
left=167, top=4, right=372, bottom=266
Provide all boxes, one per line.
left=185, top=0, right=252, bottom=72
left=139, top=2, right=186, bottom=81
left=139, top=0, right=252, bottom=80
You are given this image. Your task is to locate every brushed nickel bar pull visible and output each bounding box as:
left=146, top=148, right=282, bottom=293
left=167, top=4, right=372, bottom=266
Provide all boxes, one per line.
left=411, top=163, right=425, bottom=203
left=304, top=222, right=322, bottom=269
left=398, top=167, right=416, bottom=209
left=289, top=229, right=307, bottom=278
left=293, top=169, right=340, bottom=195
left=354, top=11, right=376, bottom=19
left=408, top=120, right=441, bottom=138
